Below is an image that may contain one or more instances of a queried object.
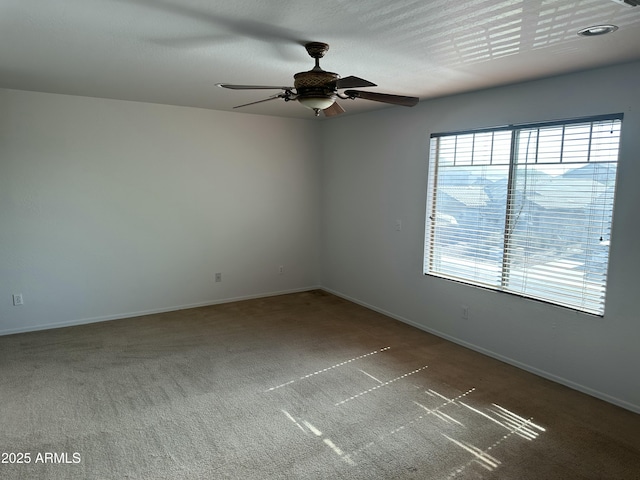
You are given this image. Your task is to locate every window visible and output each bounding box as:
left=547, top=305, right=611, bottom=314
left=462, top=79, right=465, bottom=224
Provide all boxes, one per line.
left=424, top=114, right=622, bottom=315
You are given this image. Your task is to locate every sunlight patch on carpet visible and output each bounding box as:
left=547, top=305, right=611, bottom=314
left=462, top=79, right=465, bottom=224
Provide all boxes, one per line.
left=264, top=346, right=391, bottom=392
left=265, top=345, right=547, bottom=478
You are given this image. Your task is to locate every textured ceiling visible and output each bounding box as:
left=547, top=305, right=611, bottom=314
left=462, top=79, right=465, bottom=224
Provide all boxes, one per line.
left=2, top=0, right=640, bottom=119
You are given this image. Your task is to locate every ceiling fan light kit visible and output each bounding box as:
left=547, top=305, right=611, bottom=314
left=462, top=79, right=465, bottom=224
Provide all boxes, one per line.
left=217, top=42, right=419, bottom=117
left=297, top=95, right=336, bottom=111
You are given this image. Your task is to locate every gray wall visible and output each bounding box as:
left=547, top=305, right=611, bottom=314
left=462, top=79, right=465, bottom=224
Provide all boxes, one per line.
left=0, top=89, right=321, bottom=334
left=320, top=62, right=640, bottom=413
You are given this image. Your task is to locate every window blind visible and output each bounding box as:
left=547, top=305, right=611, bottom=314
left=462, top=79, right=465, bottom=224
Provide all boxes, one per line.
left=425, top=115, right=622, bottom=315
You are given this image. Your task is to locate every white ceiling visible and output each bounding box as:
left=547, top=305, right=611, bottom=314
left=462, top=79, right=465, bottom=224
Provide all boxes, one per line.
left=2, top=0, right=640, bottom=119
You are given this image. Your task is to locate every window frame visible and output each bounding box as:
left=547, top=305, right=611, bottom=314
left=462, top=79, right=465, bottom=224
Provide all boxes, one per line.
left=424, top=113, right=623, bottom=316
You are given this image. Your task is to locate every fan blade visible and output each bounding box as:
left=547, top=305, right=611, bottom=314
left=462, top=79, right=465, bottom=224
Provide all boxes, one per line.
left=334, top=76, right=377, bottom=89
left=344, top=90, right=419, bottom=107
left=233, top=95, right=282, bottom=109
left=217, top=84, right=294, bottom=90
left=323, top=102, right=345, bottom=117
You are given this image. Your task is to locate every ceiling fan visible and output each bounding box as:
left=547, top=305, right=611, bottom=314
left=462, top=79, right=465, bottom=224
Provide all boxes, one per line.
left=216, top=42, right=419, bottom=117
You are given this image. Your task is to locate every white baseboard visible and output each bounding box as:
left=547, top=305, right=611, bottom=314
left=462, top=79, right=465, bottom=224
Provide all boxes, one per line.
left=321, top=287, right=640, bottom=415
left=0, top=286, right=321, bottom=337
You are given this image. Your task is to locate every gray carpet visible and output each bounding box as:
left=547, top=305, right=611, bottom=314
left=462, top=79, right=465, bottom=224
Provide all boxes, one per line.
left=0, top=290, right=638, bottom=479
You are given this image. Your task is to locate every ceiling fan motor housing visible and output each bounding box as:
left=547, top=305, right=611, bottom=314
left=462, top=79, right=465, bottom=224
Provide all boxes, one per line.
left=294, top=70, right=339, bottom=101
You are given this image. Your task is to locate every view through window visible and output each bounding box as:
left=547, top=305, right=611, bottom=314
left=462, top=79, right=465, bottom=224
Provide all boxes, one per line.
left=424, top=114, right=623, bottom=315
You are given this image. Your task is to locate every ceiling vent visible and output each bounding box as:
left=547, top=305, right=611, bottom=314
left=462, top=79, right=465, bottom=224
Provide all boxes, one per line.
left=610, top=0, right=638, bottom=6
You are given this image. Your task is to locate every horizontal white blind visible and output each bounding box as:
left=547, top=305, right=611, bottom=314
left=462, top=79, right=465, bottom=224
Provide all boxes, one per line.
left=425, top=115, right=622, bottom=315
left=426, top=131, right=512, bottom=287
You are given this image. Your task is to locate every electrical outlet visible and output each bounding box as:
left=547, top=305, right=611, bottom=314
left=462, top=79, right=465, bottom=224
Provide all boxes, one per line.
left=13, top=294, right=24, bottom=306
left=278, top=265, right=284, bottom=275
left=461, top=305, right=469, bottom=320
left=215, top=273, right=222, bottom=283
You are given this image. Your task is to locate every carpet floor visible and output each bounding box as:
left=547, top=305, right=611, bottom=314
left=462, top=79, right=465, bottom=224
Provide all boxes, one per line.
left=0, top=290, right=638, bottom=479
